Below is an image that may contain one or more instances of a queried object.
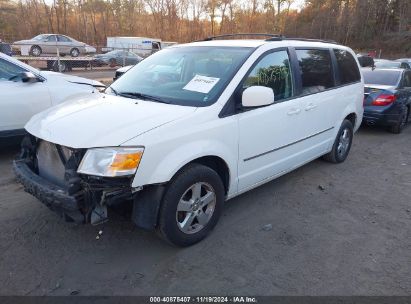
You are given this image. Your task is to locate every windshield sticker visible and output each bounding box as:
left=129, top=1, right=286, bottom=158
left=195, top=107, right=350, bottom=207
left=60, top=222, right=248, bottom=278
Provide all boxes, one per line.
left=183, top=75, right=220, bottom=94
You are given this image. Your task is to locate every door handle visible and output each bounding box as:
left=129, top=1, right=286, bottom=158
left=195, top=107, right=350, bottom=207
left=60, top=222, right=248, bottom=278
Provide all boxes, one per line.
left=287, top=108, right=301, bottom=115
left=305, top=103, right=317, bottom=111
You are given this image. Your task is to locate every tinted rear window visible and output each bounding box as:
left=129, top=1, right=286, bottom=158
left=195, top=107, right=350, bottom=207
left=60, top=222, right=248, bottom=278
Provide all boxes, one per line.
left=334, top=49, right=361, bottom=84
left=296, top=49, right=334, bottom=95
left=362, top=69, right=401, bottom=86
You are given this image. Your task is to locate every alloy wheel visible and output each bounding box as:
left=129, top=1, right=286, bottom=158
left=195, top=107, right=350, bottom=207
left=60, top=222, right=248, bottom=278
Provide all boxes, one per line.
left=176, top=182, right=216, bottom=234
left=337, top=128, right=351, bottom=158
left=32, top=47, right=41, bottom=56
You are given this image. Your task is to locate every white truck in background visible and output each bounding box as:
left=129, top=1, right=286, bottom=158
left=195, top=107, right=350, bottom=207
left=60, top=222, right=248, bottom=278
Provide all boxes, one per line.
left=103, top=37, right=177, bottom=57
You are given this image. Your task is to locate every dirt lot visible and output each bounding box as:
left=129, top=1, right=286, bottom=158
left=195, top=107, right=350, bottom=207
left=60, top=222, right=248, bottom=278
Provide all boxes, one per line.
left=0, top=126, right=410, bottom=296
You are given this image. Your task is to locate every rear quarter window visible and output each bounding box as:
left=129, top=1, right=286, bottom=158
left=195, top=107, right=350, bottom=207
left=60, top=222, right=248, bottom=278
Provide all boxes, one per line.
left=334, top=49, right=361, bottom=85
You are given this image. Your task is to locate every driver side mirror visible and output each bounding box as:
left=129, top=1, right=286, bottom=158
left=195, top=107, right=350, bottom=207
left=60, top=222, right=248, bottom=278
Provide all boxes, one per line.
left=20, top=72, right=40, bottom=83
left=242, top=86, right=274, bottom=108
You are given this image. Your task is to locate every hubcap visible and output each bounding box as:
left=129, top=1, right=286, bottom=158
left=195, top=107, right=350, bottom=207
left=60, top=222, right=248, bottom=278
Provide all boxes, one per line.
left=33, top=48, right=40, bottom=56
left=337, top=128, right=350, bottom=157
left=176, top=182, right=216, bottom=234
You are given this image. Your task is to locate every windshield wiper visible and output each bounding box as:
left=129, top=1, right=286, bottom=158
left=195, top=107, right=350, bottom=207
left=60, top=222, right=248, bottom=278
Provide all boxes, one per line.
left=105, top=86, right=118, bottom=95
left=116, top=92, right=170, bottom=104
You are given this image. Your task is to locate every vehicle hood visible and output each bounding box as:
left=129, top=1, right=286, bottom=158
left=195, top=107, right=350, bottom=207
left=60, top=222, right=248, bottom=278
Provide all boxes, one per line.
left=25, top=94, right=196, bottom=148
left=40, top=71, right=104, bottom=87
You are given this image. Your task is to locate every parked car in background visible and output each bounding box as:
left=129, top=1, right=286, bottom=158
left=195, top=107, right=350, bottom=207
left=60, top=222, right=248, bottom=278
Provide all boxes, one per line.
left=94, top=50, right=143, bottom=67
left=13, top=34, right=96, bottom=57
left=0, top=42, right=12, bottom=56
left=113, top=65, right=133, bottom=81
left=0, top=53, right=104, bottom=141
left=103, top=37, right=177, bottom=57
left=13, top=37, right=363, bottom=246
left=362, top=68, right=411, bottom=133
left=373, top=59, right=410, bottom=69
left=396, top=58, right=411, bottom=66
left=357, top=54, right=374, bottom=67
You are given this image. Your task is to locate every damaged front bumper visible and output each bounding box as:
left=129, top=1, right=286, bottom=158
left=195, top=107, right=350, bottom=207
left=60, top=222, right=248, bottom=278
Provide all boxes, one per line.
left=13, top=159, right=84, bottom=222
left=13, top=135, right=135, bottom=225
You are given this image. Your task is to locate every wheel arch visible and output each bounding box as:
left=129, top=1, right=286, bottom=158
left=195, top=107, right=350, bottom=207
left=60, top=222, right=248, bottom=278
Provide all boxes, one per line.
left=173, top=155, right=230, bottom=195
left=131, top=155, right=231, bottom=231
left=344, top=112, right=357, bottom=128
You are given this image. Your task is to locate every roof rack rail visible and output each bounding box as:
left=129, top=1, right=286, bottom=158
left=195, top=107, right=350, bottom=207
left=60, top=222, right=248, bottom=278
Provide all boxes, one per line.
left=201, top=33, right=284, bottom=41
left=197, top=33, right=339, bottom=45
left=278, top=37, right=339, bottom=44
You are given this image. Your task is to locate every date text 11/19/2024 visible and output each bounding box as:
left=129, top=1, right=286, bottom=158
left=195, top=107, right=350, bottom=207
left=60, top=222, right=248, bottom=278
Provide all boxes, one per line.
left=149, top=296, right=257, bottom=303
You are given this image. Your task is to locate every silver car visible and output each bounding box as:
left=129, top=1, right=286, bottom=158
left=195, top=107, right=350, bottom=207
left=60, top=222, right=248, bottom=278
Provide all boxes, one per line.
left=13, top=34, right=96, bottom=57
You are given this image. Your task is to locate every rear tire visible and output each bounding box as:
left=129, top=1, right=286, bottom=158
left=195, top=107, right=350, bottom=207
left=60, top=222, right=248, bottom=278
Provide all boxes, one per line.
left=157, top=164, right=225, bottom=247
left=388, top=106, right=408, bottom=134
left=30, top=45, right=42, bottom=57
left=323, top=119, right=353, bottom=163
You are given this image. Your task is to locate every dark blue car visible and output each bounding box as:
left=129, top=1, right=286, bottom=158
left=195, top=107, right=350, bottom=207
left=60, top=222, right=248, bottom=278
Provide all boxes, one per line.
left=362, top=68, right=411, bottom=133
left=0, top=43, right=12, bottom=56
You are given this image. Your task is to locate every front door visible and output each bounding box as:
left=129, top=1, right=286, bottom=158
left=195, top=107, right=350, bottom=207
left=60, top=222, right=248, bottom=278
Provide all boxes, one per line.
left=0, top=58, right=51, bottom=132
left=237, top=49, right=304, bottom=191
left=42, top=35, right=58, bottom=55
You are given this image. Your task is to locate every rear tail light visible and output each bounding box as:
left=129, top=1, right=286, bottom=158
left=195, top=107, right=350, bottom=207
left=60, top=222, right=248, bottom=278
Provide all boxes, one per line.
left=371, top=94, right=396, bottom=106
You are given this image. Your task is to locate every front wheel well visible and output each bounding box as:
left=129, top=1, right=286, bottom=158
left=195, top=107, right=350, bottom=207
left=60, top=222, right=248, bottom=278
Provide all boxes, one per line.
left=179, top=156, right=230, bottom=195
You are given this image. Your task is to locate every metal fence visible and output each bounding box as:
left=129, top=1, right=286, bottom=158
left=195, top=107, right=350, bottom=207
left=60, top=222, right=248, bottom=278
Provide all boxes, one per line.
left=2, top=42, right=156, bottom=73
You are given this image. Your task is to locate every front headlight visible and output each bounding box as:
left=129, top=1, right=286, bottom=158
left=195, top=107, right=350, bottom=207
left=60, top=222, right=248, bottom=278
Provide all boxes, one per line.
left=77, top=147, right=144, bottom=177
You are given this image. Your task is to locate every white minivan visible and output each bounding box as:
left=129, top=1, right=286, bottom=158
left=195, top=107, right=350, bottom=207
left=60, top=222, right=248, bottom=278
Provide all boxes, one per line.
left=14, top=36, right=364, bottom=246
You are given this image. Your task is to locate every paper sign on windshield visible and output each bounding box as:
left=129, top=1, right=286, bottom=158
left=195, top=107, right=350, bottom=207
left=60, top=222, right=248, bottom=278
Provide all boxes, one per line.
left=183, top=75, right=220, bottom=94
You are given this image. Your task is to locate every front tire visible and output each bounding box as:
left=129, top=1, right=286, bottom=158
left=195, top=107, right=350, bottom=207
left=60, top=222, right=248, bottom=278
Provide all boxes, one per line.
left=157, top=164, right=225, bottom=247
left=30, top=45, right=42, bottom=56
left=70, top=48, right=80, bottom=57
left=323, top=119, right=353, bottom=163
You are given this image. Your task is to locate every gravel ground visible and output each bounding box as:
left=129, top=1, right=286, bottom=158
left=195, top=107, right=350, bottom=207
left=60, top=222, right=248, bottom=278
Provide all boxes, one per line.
left=0, top=126, right=410, bottom=296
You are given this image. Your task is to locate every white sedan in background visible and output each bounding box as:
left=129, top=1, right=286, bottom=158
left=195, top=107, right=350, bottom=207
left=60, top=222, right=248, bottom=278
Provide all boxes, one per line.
left=0, top=53, right=104, bottom=141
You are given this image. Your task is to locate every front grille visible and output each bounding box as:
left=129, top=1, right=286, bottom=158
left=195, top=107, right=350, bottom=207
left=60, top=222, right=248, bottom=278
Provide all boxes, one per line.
left=36, top=141, right=72, bottom=188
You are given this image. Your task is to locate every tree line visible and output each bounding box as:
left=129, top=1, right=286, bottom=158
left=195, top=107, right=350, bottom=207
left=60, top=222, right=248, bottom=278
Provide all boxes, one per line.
left=0, top=0, right=410, bottom=56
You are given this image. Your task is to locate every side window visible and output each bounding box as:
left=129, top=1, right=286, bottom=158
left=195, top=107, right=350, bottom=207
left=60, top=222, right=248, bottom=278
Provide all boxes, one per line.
left=244, top=50, right=293, bottom=102
left=401, top=62, right=411, bottom=70
left=296, top=49, right=334, bottom=95
left=58, top=35, right=71, bottom=42
left=47, top=35, right=57, bottom=42
left=0, top=58, right=26, bottom=81
left=334, top=49, right=361, bottom=85
left=403, top=72, right=411, bottom=88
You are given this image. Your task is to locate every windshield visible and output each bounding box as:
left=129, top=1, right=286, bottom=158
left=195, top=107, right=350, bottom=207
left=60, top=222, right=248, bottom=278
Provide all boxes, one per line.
left=109, top=46, right=254, bottom=106
left=362, top=69, right=401, bottom=86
